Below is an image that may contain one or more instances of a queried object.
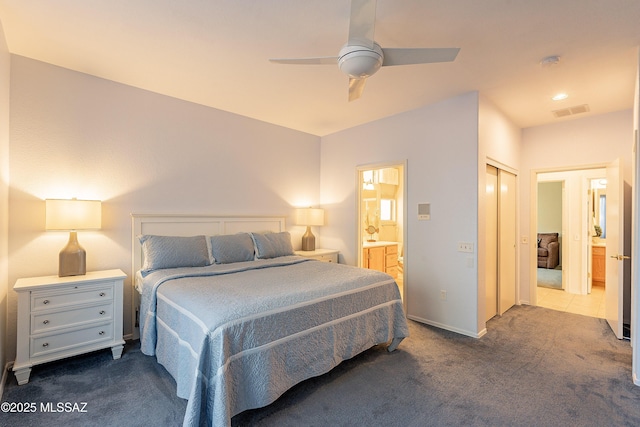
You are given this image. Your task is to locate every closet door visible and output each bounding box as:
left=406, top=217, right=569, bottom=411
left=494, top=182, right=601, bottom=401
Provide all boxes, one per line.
left=485, top=166, right=499, bottom=321
left=498, top=169, right=517, bottom=315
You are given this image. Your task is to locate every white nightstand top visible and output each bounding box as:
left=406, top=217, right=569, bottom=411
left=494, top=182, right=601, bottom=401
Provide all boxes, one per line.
left=14, top=269, right=127, bottom=291
left=294, top=248, right=339, bottom=257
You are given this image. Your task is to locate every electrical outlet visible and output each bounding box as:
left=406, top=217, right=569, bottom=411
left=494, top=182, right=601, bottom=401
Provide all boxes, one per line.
left=440, top=290, right=447, bottom=301
left=458, top=242, right=474, bottom=253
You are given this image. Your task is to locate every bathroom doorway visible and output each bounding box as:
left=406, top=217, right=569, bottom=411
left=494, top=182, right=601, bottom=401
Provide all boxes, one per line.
left=356, top=162, right=407, bottom=303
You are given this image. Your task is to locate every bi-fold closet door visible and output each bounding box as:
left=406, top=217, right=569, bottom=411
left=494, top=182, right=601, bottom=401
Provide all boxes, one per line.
left=485, top=165, right=517, bottom=322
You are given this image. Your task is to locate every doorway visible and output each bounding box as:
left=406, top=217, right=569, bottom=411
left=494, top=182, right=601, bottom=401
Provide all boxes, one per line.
left=357, top=162, right=407, bottom=302
left=533, top=164, right=626, bottom=338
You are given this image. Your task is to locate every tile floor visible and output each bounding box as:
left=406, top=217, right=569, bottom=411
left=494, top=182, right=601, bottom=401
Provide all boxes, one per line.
left=537, top=284, right=606, bottom=318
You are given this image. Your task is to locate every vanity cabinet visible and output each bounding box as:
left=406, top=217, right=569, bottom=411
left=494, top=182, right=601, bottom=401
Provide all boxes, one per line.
left=363, top=246, right=385, bottom=272
left=363, top=242, right=398, bottom=278
left=592, top=246, right=606, bottom=286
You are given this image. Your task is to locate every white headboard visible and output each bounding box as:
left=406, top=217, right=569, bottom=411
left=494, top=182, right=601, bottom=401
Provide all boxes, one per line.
left=130, top=214, right=286, bottom=338
left=131, top=214, right=286, bottom=275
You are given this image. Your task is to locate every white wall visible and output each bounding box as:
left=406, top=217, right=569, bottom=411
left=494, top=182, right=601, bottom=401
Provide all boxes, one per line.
left=538, top=181, right=562, bottom=233
left=520, top=110, right=633, bottom=306
left=0, top=19, right=10, bottom=372
left=321, top=92, right=482, bottom=337
left=7, top=56, right=321, bottom=361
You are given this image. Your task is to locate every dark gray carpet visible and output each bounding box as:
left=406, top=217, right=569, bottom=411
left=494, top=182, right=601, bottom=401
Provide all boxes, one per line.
left=3, top=305, right=640, bottom=426
left=1, top=341, right=187, bottom=426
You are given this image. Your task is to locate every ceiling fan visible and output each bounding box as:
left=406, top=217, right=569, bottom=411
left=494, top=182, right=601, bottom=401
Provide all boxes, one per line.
left=270, top=0, right=460, bottom=101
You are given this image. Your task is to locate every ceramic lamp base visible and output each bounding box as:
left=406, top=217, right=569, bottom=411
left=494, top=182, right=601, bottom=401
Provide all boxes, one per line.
left=59, top=231, right=86, bottom=277
left=301, top=226, right=316, bottom=251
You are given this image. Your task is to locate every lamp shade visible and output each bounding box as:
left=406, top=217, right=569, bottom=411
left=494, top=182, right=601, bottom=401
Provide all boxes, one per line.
left=46, top=199, right=102, bottom=230
left=295, top=208, right=325, bottom=227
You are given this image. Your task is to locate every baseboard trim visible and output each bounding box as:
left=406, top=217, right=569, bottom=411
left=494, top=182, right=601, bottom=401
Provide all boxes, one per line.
left=0, top=361, right=13, bottom=402
left=407, top=315, right=485, bottom=338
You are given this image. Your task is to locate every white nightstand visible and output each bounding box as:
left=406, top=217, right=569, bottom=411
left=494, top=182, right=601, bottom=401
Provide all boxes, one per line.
left=13, top=269, right=126, bottom=385
left=294, top=248, right=339, bottom=263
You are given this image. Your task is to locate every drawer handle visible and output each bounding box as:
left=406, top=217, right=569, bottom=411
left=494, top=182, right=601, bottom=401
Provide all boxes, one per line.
left=43, top=300, right=50, bottom=305
left=99, top=331, right=105, bottom=335
left=100, top=310, right=106, bottom=315
left=99, top=292, right=106, bottom=297
left=42, top=343, right=49, bottom=347
left=43, top=320, right=49, bottom=325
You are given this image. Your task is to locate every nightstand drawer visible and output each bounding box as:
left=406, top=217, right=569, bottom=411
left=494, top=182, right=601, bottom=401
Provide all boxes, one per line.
left=314, top=253, right=338, bottom=263
left=31, top=285, right=113, bottom=311
left=31, top=303, right=113, bottom=334
left=31, top=322, right=114, bottom=358
left=294, top=249, right=339, bottom=263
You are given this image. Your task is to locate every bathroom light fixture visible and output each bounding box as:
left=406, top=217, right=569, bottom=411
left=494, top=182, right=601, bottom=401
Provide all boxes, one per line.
left=46, top=198, right=102, bottom=277
left=295, top=208, right=325, bottom=251
left=552, top=93, right=568, bottom=101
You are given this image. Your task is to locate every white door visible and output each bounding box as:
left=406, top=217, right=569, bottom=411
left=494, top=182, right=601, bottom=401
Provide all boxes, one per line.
left=605, top=158, right=625, bottom=338
left=633, top=131, right=640, bottom=385
left=632, top=50, right=640, bottom=386
left=486, top=165, right=498, bottom=321
left=498, top=169, right=517, bottom=315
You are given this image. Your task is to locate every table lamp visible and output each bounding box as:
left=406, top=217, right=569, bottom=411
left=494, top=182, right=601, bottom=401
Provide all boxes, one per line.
left=46, top=198, right=102, bottom=277
left=295, top=208, right=324, bottom=251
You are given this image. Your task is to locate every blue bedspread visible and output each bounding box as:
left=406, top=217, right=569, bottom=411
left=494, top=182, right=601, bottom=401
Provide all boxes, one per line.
left=137, top=256, right=409, bottom=427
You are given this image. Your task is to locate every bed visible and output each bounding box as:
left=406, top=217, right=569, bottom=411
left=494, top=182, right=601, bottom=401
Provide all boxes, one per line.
left=131, top=214, right=409, bottom=427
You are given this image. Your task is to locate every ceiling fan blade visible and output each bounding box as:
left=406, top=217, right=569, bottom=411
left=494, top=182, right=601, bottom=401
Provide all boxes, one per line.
left=348, top=0, right=377, bottom=48
left=348, top=77, right=367, bottom=101
left=381, top=47, right=460, bottom=66
left=269, top=57, right=338, bottom=65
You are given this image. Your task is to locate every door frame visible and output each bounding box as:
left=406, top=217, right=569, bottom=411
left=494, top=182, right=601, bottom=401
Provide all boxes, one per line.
left=356, top=160, right=408, bottom=308
left=530, top=163, right=615, bottom=306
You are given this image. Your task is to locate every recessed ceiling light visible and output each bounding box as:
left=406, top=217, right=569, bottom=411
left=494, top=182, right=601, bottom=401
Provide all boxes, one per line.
left=552, top=93, right=569, bottom=101
left=540, top=55, right=561, bottom=67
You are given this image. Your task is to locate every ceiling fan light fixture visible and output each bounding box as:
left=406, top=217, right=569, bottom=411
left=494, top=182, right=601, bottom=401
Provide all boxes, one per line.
left=270, top=0, right=459, bottom=100
left=338, top=43, right=383, bottom=78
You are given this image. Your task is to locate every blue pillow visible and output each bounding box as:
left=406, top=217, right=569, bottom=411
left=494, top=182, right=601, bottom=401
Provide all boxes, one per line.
left=251, top=231, right=294, bottom=259
left=139, top=235, right=212, bottom=275
left=210, top=233, right=255, bottom=264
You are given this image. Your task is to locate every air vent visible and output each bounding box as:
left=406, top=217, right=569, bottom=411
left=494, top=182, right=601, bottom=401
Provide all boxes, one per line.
left=552, top=104, right=590, bottom=118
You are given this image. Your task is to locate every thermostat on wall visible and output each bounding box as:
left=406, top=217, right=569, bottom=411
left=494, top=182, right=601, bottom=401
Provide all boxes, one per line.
left=418, top=203, right=430, bottom=220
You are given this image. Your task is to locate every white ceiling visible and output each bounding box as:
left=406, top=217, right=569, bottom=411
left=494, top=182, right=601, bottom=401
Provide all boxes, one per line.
left=1, top=0, right=639, bottom=136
